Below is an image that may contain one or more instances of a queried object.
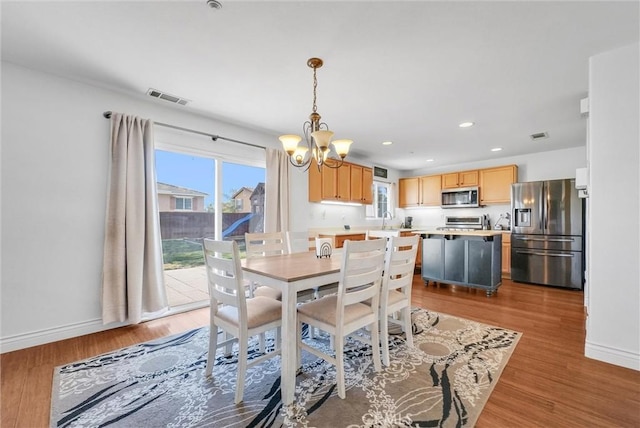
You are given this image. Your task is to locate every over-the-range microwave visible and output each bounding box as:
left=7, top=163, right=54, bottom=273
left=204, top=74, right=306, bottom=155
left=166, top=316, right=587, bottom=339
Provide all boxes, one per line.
left=441, top=187, right=479, bottom=208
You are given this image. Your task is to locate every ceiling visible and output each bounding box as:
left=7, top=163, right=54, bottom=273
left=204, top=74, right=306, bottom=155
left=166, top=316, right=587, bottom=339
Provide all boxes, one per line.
left=2, top=1, right=638, bottom=171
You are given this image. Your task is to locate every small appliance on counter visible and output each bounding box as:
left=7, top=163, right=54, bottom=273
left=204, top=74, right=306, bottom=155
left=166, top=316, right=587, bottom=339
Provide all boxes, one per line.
left=436, top=215, right=485, bottom=231
left=404, top=216, right=413, bottom=228
left=493, top=212, right=511, bottom=230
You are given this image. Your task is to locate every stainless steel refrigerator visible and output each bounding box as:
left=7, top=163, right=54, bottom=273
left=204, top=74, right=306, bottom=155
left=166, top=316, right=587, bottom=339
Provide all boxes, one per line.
left=511, top=179, right=584, bottom=289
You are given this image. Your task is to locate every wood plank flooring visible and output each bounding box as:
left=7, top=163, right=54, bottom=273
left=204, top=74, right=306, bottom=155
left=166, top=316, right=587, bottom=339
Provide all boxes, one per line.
left=2, top=278, right=639, bottom=427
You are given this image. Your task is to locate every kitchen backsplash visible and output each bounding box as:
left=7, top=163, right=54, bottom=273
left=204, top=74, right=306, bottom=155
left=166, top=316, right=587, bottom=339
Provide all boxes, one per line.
left=306, top=201, right=511, bottom=230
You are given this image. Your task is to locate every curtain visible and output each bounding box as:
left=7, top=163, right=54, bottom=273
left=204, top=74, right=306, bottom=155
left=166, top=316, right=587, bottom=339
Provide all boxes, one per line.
left=264, top=148, right=290, bottom=233
left=102, top=113, right=168, bottom=324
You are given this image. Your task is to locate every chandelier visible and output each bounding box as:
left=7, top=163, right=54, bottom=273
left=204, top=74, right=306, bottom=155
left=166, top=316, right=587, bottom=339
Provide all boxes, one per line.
left=279, top=58, right=353, bottom=170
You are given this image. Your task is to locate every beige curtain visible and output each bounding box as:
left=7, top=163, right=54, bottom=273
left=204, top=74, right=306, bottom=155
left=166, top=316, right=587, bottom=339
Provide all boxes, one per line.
left=264, top=148, right=290, bottom=233
left=102, top=113, right=168, bottom=324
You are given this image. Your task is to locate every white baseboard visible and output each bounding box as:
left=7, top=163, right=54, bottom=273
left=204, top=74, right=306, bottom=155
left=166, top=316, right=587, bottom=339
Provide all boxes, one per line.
left=0, top=319, right=126, bottom=353
left=585, top=340, right=640, bottom=371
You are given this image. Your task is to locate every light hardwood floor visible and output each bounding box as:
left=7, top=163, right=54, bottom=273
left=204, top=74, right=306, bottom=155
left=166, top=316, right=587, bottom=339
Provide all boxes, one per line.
left=2, top=278, right=639, bottom=427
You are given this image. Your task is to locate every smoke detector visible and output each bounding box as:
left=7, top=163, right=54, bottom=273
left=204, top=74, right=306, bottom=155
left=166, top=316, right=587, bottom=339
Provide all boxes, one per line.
left=530, top=132, right=549, bottom=141
left=146, top=89, right=190, bottom=106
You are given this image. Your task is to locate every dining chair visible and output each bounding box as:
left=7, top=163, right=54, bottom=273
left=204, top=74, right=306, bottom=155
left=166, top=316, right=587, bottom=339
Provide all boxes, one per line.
left=365, top=229, right=401, bottom=240
left=379, top=234, right=420, bottom=366
left=244, top=232, right=287, bottom=300
left=202, top=238, right=282, bottom=404
left=296, top=238, right=386, bottom=399
left=286, top=230, right=316, bottom=254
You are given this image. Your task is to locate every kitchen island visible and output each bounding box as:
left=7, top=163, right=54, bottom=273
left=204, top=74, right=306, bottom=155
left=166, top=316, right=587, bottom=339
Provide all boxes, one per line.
left=413, top=230, right=503, bottom=296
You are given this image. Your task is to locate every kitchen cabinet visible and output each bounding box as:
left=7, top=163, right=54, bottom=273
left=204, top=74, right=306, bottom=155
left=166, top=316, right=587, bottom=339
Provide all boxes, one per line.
left=309, top=162, right=372, bottom=204
left=399, top=175, right=441, bottom=207
left=441, top=170, right=478, bottom=189
left=319, top=233, right=366, bottom=249
left=420, top=232, right=502, bottom=296
left=350, top=164, right=373, bottom=204
left=480, top=165, right=518, bottom=204
left=501, top=232, right=511, bottom=278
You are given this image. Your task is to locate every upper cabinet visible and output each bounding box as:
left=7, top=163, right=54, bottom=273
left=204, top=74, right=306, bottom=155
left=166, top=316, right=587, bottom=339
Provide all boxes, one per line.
left=479, top=165, right=518, bottom=204
left=441, top=170, right=479, bottom=189
left=400, top=164, right=518, bottom=208
left=399, top=174, right=441, bottom=207
left=309, top=161, right=373, bottom=204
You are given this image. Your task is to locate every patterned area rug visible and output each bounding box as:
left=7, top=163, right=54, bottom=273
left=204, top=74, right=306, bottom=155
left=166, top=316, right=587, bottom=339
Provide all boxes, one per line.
left=50, top=309, right=520, bottom=427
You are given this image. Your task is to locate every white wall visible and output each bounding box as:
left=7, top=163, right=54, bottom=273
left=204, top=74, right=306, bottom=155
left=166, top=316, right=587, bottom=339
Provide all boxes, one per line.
left=585, top=43, right=640, bottom=370
left=0, top=62, right=280, bottom=351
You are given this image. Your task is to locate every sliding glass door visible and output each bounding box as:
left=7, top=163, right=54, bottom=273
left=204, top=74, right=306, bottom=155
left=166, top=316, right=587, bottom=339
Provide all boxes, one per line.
left=155, top=149, right=265, bottom=310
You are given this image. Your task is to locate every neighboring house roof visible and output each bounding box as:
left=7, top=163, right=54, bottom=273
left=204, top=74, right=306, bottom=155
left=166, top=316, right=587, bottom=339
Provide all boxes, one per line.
left=231, top=186, right=254, bottom=199
left=157, top=182, right=208, bottom=197
left=250, top=183, right=265, bottom=198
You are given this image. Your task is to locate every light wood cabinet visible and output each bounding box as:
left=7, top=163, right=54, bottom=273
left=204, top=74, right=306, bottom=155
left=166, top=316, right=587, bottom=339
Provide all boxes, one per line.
left=399, top=175, right=441, bottom=207
left=441, top=170, right=479, bottom=189
left=319, top=233, right=366, bottom=249
left=350, top=164, right=373, bottom=204
left=309, top=162, right=372, bottom=204
left=480, top=165, right=518, bottom=204
left=501, top=232, right=511, bottom=278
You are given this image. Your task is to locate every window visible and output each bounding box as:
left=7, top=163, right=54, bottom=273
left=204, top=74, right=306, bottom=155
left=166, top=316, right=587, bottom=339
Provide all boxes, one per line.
left=367, top=181, right=392, bottom=219
left=175, top=197, right=193, bottom=211
left=234, top=198, right=243, bottom=211
left=154, top=149, right=265, bottom=311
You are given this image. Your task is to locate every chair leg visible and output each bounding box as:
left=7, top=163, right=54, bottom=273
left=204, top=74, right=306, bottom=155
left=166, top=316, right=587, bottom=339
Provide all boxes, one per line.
left=335, top=334, right=346, bottom=399
left=370, top=319, right=382, bottom=373
left=296, top=320, right=302, bottom=369
left=402, top=306, right=413, bottom=348
left=224, top=331, right=233, bottom=357
left=380, top=307, right=391, bottom=367
left=275, top=327, right=281, bottom=351
left=259, top=333, right=266, bottom=353
left=235, top=334, right=248, bottom=404
left=206, top=322, right=219, bottom=377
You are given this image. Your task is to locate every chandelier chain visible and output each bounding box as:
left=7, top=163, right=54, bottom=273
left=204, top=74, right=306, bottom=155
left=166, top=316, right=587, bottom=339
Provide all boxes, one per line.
left=312, top=66, right=318, bottom=114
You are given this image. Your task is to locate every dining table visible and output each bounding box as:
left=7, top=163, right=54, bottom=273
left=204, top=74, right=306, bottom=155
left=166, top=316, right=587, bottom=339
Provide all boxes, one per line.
left=241, top=250, right=342, bottom=405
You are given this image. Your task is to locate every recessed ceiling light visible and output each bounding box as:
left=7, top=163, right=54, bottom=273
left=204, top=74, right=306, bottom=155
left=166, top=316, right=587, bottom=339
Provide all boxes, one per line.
left=426, top=158, right=435, bottom=162
left=491, top=147, right=503, bottom=152
left=459, top=122, right=475, bottom=128
left=382, top=141, right=393, bottom=146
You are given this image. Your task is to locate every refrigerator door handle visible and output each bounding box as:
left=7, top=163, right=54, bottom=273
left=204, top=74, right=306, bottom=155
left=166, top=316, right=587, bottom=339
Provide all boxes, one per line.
left=517, top=237, right=575, bottom=243
left=539, top=183, right=544, bottom=231
left=515, top=250, right=574, bottom=258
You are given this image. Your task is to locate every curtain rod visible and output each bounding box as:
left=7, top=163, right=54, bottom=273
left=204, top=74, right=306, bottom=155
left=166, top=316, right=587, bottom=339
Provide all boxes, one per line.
left=102, top=111, right=266, bottom=150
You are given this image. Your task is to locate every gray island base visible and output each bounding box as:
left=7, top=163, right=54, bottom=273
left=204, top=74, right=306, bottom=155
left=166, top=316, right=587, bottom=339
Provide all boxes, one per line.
left=419, top=231, right=502, bottom=297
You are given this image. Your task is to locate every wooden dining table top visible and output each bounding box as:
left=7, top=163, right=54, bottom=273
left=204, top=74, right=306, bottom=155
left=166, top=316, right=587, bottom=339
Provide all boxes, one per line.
left=241, top=251, right=342, bottom=282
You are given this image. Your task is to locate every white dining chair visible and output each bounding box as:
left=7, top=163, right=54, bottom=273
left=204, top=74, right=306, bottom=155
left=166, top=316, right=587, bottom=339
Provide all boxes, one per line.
left=379, top=234, right=420, bottom=366
left=286, top=230, right=316, bottom=254
left=296, top=238, right=386, bottom=399
left=365, top=229, right=401, bottom=240
left=244, top=232, right=287, bottom=301
left=202, top=238, right=282, bottom=404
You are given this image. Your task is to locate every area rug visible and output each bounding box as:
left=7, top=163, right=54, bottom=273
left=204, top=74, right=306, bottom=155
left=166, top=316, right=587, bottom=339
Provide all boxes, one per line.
left=50, top=309, right=520, bottom=427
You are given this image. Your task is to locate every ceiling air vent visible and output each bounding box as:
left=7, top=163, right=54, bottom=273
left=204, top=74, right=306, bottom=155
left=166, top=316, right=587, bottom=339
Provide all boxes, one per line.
left=147, top=88, right=190, bottom=106
left=530, top=132, right=549, bottom=141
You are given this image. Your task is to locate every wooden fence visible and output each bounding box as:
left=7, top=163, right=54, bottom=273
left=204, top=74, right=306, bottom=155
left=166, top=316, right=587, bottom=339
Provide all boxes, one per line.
left=159, top=212, right=263, bottom=240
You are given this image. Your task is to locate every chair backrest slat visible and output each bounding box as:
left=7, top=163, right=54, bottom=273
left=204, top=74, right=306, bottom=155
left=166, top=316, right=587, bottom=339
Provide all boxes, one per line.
left=203, top=239, right=247, bottom=314
left=245, top=232, right=288, bottom=258
left=286, top=231, right=316, bottom=254
left=338, top=239, right=386, bottom=308
left=383, top=234, right=420, bottom=296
